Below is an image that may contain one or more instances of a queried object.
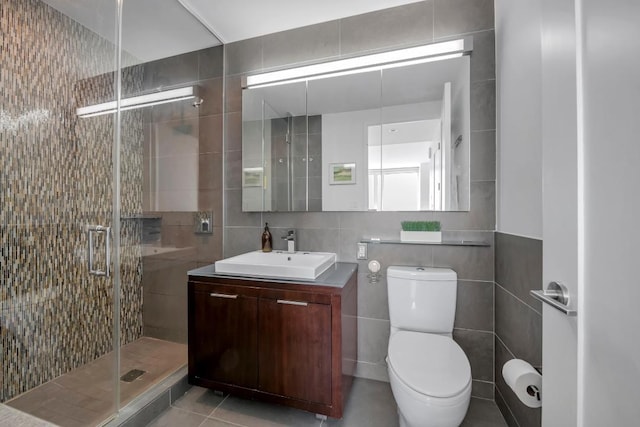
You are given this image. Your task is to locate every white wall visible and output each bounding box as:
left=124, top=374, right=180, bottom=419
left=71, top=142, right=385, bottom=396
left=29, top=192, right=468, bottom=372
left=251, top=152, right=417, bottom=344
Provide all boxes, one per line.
left=495, top=0, right=543, bottom=238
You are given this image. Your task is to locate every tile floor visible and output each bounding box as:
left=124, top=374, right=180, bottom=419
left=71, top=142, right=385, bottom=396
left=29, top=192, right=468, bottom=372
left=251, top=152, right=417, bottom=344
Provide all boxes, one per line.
left=0, top=404, right=55, bottom=426
left=146, top=378, right=508, bottom=427
left=6, top=337, right=187, bottom=427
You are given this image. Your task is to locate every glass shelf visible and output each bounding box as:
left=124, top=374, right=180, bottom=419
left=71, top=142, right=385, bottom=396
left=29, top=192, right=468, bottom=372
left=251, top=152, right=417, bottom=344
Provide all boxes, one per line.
left=359, top=238, right=490, bottom=247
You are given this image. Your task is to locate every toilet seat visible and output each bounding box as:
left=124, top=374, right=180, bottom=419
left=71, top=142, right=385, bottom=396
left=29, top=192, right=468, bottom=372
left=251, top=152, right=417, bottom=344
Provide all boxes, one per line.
left=388, top=331, right=471, bottom=399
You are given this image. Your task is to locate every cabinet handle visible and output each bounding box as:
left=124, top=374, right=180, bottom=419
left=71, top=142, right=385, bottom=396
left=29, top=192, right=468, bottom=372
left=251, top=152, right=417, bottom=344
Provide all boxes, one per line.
left=210, top=293, right=238, bottom=299
left=277, top=299, right=308, bottom=306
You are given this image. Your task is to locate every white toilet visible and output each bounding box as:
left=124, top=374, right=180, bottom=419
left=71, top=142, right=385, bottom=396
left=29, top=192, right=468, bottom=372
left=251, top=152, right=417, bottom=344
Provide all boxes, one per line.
left=386, top=266, right=471, bottom=427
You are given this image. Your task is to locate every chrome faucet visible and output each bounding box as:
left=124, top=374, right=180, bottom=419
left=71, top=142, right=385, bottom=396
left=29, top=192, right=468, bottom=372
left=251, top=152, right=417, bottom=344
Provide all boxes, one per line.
left=282, top=229, right=296, bottom=253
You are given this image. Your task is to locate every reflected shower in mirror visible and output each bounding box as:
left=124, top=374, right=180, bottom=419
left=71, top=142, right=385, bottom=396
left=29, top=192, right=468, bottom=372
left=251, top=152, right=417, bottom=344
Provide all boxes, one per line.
left=242, top=40, right=472, bottom=212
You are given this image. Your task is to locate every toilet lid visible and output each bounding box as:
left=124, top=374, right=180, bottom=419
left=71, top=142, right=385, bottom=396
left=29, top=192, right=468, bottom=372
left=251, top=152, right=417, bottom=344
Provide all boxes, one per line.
left=388, top=331, right=471, bottom=398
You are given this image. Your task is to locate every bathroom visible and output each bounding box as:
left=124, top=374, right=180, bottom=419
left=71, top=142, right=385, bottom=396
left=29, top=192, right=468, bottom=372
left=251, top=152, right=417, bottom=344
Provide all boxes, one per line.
left=0, top=0, right=638, bottom=426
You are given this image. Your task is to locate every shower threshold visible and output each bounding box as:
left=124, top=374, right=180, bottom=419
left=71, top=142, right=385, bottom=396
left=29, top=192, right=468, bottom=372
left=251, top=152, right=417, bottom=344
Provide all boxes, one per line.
left=5, top=337, right=187, bottom=427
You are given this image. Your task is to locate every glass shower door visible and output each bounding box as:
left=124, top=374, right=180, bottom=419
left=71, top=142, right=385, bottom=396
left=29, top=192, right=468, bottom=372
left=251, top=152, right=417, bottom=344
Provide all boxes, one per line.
left=0, top=0, right=122, bottom=424
left=1, top=0, right=221, bottom=424
left=114, top=0, right=223, bottom=416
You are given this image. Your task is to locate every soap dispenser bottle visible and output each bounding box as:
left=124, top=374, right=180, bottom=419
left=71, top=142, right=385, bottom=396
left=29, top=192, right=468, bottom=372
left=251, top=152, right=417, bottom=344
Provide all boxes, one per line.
left=261, top=222, right=273, bottom=252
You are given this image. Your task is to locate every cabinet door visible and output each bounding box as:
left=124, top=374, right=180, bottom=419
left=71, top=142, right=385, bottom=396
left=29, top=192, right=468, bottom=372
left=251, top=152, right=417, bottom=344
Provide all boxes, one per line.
left=191, top=288, right=258, bottom=388
left=258, top=298, right=332, bottom=404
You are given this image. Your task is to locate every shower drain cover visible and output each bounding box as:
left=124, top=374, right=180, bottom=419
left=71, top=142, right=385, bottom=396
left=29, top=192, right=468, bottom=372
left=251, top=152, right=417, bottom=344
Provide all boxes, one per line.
left=120, top=369, right=146, bottom=382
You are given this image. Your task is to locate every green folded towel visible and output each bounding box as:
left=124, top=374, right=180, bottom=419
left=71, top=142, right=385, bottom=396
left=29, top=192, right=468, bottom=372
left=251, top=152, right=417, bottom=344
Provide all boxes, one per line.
left=401, top=221, right=441, bottom=232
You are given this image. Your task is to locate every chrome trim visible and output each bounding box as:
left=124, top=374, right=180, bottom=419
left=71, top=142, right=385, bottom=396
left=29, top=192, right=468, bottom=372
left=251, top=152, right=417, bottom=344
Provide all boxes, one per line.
left=277, top=299, right=308, bottom=306
left=209, top=293, right=238, bottom=299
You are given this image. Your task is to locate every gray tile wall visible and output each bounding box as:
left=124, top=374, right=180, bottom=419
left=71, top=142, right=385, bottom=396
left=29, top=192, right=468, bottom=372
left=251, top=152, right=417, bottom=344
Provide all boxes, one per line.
left=223, top=0, right=496, bottom=395
left=139, top=46, right=224, bottom=343
left=494, top=232, right=542, bottom=426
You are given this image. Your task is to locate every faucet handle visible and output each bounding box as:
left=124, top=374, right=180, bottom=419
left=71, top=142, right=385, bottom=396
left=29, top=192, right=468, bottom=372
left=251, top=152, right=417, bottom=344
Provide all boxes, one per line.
left=282, top=229, right=296, bottom=240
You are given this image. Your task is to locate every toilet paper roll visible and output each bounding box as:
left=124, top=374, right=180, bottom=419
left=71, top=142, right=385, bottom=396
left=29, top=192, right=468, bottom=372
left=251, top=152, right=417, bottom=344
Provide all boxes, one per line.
left=502, top=359, right=542, bottom=408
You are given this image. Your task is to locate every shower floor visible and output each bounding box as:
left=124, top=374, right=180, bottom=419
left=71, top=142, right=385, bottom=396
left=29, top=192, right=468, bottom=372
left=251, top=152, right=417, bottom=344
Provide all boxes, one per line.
left=5, top=337, right=187, bottom=427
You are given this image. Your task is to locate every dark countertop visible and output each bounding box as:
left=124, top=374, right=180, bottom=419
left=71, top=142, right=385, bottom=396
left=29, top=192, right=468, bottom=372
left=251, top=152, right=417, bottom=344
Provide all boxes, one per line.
left=188, top=262, right=357, bottom=288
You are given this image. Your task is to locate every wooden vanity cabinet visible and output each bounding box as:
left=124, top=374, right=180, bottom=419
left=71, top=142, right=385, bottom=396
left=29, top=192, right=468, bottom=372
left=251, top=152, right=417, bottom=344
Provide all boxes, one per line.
left=258, top=293, right=332, bottom=405
left=189, top=283, right=259, bottom=389
left=188, top=268, right=357, bottom=419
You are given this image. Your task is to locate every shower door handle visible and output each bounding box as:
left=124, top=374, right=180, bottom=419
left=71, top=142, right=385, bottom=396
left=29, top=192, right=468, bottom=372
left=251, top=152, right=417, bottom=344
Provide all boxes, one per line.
left=87, top=225, right=111, bottom=277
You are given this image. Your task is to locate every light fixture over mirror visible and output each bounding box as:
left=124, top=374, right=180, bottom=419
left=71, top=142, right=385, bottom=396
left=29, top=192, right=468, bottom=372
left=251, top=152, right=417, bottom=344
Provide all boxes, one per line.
left=242, top=38, right=473, bottom=212
left=244, top=38, right=472, bottom=88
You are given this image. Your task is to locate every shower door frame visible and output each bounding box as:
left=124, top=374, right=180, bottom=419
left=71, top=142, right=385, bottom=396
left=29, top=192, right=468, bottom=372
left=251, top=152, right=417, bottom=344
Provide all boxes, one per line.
left=110, top=0, right=125, bottom=418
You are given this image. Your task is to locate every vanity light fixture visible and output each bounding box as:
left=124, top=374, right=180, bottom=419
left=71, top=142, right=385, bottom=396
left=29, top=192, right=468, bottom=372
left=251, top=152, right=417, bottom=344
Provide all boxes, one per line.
left=244, top=37, right=473, bottom=89
left=76, top=86, right=199, bottom=118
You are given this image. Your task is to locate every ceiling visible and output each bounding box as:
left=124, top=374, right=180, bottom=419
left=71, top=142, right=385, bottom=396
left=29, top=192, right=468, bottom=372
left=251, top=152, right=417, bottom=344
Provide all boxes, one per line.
left=42, top=0, right=424, bottom=62
left=42, top=0, right=220, bottom=63
left=182, top=0, right=424, bottom=43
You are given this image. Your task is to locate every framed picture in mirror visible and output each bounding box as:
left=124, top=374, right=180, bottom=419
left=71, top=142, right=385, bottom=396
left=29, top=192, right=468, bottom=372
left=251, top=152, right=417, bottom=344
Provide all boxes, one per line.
left=243, top=167, right=263, bottom=187
left=329, top=163, right=356, bottom=185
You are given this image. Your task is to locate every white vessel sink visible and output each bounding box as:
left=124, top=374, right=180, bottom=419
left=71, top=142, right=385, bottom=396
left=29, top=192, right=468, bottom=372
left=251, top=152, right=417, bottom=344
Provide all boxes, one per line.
left=214, top=250, right=337, bottom=280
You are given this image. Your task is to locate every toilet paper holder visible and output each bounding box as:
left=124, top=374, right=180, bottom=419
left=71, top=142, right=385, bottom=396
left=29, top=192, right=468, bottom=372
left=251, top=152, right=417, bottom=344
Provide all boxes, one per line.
left=367, top=260, right=381, bottom=283
left=526, top=385, right=541, bottom=402
left=502, top=359, right=543, bottom=408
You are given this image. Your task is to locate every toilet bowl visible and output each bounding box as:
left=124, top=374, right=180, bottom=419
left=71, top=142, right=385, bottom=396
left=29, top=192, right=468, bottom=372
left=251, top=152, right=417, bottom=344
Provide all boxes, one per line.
left=386, top=266, right=472, bottom=427
left=387, top=331, right=471, bottom=427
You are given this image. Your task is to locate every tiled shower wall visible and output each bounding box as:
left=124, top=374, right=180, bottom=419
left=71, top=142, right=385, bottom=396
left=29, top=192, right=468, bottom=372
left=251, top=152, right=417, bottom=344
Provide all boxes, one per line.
left=495, top=232, right=543, bottom=426
left=223, top=0, right=497, bottom=398
left=140, top=46, right=224, bottom=343
left=0, top=0, right=144, bottom=401
left=268, top=115, right=322, bottom=211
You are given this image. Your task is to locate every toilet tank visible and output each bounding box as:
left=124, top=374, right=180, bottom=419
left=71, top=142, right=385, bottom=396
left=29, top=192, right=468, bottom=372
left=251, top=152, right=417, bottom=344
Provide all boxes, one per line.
left=387, top=266, right=458, bottom=334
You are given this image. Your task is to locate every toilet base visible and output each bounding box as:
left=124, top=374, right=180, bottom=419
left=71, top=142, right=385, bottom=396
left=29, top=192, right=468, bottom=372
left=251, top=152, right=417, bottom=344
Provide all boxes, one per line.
left=389, top=364, right=471, bottom=427
left=398, top=411, right=410, bottom=427
left=396, top=408, right=463, bottom=427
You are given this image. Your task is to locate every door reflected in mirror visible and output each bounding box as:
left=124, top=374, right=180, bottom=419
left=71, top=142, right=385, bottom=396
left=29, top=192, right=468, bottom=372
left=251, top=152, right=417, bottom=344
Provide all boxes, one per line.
left=242, top=54, right=470, bottom=212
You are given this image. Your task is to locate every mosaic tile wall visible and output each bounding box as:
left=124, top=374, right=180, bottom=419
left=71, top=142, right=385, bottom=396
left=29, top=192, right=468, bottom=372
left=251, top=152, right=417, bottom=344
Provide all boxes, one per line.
left=0, top=0, right=144, bottom=401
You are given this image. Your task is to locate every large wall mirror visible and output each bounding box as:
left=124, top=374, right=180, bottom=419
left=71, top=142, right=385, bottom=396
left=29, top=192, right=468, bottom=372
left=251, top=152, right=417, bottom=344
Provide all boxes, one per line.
left=242, top=41, right=472, bottom=212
